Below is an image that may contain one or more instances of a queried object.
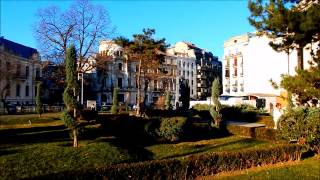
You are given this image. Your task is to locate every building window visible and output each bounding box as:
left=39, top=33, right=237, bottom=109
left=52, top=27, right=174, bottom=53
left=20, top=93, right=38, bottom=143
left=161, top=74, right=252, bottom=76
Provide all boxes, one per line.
left=119, top=63, right=123, bottom=71
left=118, top=78, right=122, bottom=88
left=16, top=84, right=20, bottom=97
left=36, top=68, right=40, bottom=78
left=25, top=85, right=29, bottom=97
left=118, top=94, right=124, bottom=102
left=35, top=86, right=37, bottom=97
left=26, top=66, right=29, bottom=77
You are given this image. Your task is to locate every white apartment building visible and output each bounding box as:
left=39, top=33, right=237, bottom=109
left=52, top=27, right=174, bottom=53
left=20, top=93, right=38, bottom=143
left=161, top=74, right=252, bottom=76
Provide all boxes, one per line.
left=167, top=42, right=221, bottom=101
left=166, top=46, right=197, bottom=102
left=223, top=33, right=312, bottom=107
left=0, top=37, right=42, bottom=109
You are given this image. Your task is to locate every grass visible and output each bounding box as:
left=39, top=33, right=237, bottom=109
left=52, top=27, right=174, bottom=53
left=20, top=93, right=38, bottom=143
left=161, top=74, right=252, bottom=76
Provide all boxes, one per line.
left=0, top=138, right=139, bottom=179
left=0, top=112, right=63, bottom=128
left=202, top=156, right=320, bottom=180
left=0, top=113, right=289, bottom=179
left=145, top=136, right=278, bottom=160
left=0, top=119, right=275, bottom=179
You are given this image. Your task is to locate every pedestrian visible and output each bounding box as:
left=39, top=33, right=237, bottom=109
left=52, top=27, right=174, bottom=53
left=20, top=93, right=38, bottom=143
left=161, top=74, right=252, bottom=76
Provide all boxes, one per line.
left=273, top=103, right=282, bottom=129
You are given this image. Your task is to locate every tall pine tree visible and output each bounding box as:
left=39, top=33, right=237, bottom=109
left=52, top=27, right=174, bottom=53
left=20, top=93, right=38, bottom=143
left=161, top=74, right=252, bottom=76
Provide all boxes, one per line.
left=114, top=28, right=168, bottom=116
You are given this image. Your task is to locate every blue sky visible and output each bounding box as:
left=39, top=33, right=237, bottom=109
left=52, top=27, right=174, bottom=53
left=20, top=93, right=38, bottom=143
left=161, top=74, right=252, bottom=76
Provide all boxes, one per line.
left=1, top=0, right=254, bottom=60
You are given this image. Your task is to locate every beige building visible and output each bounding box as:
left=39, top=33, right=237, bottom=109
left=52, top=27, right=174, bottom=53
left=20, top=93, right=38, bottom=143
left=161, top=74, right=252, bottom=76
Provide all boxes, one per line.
left=95, top=40, right=177, bottom=109
left=0, top=37, right=42, bottom=110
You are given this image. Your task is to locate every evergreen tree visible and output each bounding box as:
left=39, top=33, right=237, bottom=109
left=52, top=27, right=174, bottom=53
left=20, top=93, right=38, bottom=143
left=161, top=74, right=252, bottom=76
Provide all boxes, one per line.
left=248, top=1, right=320, bottom=106
left=179, top=79, right=190, bottom=110
left=62, top=44, right=80, bottom=147
left=111, top=87, right=119, bottom=114
left=114, top=29, right=168, bottom=116
left=281, top=49, right=320, bottom=106
left=210, top=78, right=222, bottom=127
left=165, top=91, right=172, bottom=110
left=248, top=1, right=320, bottom=70
left=35, top=82, right=43, bottom=117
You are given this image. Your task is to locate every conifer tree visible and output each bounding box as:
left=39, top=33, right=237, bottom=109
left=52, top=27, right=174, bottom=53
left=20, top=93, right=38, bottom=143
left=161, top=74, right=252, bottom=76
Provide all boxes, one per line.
left=210, top=78, right=222, bottom=127
left=111, top=87, right=119, bottom=114
left=62, top=44, right=80, bottom=147
left=165, top=91, right=172, bottom=110
left=248, top=1, right=320, bottom=70
left=35, top=82, right=43, bottom=117
left=114, top=29, right=168, bottom=116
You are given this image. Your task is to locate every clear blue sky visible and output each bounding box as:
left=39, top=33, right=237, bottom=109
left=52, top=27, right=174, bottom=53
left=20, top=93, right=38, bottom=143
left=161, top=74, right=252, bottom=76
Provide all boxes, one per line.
left=1, top=0, right=254, bottom=60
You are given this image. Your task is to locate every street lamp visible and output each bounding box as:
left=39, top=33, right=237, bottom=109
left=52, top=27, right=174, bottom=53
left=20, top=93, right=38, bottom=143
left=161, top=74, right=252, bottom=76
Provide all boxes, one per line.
left=78, top=73, right=84, bottom=105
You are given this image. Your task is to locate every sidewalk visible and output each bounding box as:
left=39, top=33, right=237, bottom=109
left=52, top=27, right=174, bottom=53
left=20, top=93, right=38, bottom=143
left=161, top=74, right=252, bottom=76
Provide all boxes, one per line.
left=226, top=121, right=266, bottom=128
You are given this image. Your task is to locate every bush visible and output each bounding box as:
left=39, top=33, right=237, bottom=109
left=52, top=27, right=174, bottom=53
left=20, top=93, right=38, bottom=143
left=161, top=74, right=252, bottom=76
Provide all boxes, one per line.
left=38, top=144, right=302, bottom=179
left=192, top=104, right=211, bottom=111
left=279, top=107, right=320, bottom=153
left=158, top=117, right=188, bottom=142
left=220, top=104, right=259, bottom=122
left=226, top=124, right=279, bottom=141
left=256, top=115, right=274, bottom=128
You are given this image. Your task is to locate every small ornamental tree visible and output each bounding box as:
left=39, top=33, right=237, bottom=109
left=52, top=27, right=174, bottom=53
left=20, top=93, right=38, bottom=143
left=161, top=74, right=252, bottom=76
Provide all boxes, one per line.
left=62, top=45, right=80, bottom=147
left=111, top=87, right=119, bottom=114
left=210, top=78, right=222, bottom=127
left=35, top=82, right=43, bottom=117
left=165, top=91, right=172, bottom=110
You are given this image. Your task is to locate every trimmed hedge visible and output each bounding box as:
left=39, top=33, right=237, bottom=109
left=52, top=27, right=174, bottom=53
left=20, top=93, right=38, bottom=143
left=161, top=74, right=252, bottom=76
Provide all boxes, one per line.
left=36, top=144, right=302, bottom=179
left=226, top=124, right=279, bottom=141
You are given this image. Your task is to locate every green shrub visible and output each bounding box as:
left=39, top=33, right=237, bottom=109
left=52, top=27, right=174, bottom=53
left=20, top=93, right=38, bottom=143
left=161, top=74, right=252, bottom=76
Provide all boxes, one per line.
left=158, top=117, right=188, bottom=142
left=221, top=104, right=258, bottom=122
left=256, top=115, right=274, bottom=128
left=192, top=104, right=211, bottom=111
left=38, top=144, right=302, bottom=179
left=226, top=125, right=279, bottom=141
left=279, top=107, right=320, bottom=153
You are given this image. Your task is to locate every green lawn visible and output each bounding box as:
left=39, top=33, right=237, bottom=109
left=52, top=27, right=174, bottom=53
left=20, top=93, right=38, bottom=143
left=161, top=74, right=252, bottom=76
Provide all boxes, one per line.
left=146, top=136, right=280, bottom=160
left=0, top=113, right=295, bottom=179
left=0, top=112, right=63, bottom=128
left=0, top=121, right=275, bottom=179
left=203, top=156, right=320, bottom=180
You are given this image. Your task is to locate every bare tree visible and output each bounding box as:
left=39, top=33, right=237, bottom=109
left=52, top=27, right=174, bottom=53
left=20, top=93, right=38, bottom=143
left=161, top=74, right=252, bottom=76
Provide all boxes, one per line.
left=34, top=0, right=113, bottom=72
left=0, top=50, right=16, bottom=113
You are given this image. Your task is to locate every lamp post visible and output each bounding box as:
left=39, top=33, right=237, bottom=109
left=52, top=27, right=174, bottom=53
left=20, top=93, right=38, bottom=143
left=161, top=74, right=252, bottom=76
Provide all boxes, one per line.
left=78, top=73, right=84, bottom=105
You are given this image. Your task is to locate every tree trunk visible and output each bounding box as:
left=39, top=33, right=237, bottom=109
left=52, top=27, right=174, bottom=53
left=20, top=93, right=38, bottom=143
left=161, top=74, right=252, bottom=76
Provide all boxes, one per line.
left=136, top=59, right=142, bottom=116
left=297, top=46, right=304, bottom=70
left=73, top=129, right=78, bottom=147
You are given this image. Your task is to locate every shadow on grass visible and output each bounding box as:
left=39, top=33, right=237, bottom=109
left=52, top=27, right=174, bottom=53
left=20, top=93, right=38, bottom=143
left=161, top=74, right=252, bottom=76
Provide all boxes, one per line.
left=157, top=138, right=266, bottom=160
left=0, top=125, right=70, bottom=145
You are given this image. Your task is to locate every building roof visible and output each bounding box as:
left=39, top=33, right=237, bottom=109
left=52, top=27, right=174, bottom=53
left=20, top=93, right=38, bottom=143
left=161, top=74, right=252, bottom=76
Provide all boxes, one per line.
left=0, top=37, right=38, bottom=59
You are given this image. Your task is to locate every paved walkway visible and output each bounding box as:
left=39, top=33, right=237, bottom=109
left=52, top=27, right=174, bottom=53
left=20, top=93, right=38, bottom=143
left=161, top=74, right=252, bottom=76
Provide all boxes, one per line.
left=226, top=121, right=266, bottom=128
